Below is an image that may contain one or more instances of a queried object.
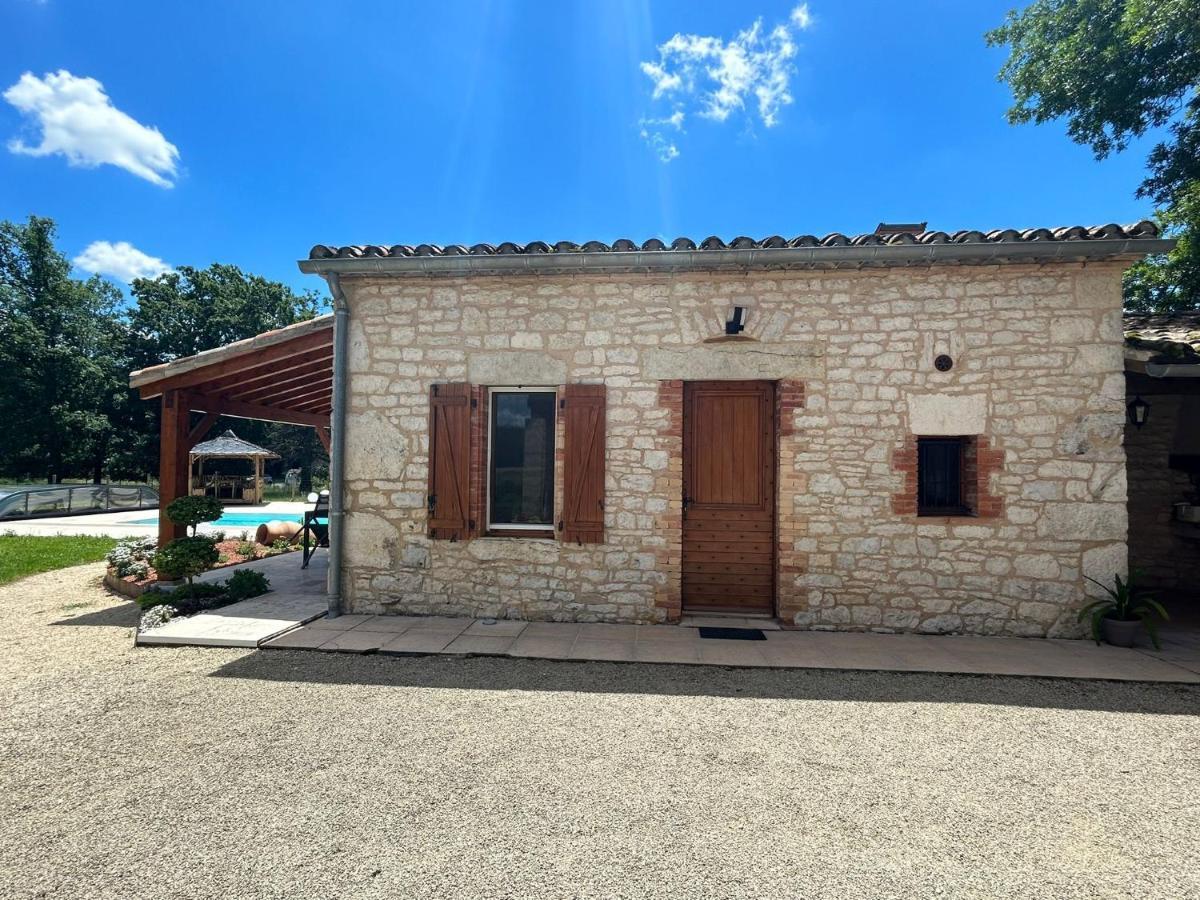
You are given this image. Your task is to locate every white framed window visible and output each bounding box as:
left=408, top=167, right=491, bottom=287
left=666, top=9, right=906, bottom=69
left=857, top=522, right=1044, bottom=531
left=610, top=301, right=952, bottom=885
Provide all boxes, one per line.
left=487, top=387, right=557, bottom=532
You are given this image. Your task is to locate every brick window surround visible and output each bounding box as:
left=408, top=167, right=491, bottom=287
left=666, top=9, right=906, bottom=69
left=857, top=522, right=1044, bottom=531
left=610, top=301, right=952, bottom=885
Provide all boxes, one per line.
left=467, top=385, right=489, bottom=537
left=891, top=434, right=1003, bottom=519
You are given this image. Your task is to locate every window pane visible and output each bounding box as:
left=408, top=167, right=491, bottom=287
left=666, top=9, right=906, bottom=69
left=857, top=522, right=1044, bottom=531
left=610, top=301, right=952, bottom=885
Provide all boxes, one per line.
left=490, top=392, right=555, bottom=526
left=918, top=438, right=963, bottom=513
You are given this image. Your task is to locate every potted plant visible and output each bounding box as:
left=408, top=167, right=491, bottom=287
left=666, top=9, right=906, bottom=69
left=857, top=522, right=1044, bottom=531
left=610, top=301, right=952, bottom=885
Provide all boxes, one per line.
left=1078, top=571, right=1169, bottom=649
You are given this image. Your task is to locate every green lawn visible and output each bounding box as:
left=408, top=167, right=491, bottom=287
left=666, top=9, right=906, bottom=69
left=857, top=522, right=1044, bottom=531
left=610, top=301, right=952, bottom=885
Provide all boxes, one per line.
left=0, top=535, right=118, bottom=586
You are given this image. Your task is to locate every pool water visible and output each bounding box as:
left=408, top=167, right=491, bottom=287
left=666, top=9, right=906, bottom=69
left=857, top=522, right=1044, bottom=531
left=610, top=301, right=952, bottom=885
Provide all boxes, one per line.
left=128, top=513, right=304, bottom=528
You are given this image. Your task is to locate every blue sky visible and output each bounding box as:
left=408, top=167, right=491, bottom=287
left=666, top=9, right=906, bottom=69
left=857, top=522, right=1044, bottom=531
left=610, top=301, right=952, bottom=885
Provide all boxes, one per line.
left=1, top=0, right=1163, bottom=296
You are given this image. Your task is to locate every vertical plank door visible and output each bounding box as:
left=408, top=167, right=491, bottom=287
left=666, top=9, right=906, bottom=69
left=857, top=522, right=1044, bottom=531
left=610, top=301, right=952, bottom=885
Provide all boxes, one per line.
left=681, top=381, right=776, bottom=614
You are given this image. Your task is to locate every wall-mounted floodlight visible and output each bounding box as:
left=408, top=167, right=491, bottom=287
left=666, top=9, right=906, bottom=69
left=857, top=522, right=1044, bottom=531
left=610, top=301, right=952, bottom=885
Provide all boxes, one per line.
left=726, top=306, right=747, bottom=335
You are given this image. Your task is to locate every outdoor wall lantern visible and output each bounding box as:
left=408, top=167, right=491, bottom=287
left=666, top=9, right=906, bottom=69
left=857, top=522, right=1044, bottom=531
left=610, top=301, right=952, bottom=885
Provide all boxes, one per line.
left=726, top=306, right=747, bottom=335
left=1128, top=395, right=1150, bottom=429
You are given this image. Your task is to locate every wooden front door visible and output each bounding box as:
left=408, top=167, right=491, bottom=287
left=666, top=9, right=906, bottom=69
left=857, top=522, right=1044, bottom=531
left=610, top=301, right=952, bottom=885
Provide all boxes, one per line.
left=682, top=381, right=776, bottom=614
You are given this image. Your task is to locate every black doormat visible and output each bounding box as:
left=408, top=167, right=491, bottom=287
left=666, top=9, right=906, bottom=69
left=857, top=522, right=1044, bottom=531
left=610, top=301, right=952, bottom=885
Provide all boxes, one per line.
left=697, top=626, right=767, bottom=641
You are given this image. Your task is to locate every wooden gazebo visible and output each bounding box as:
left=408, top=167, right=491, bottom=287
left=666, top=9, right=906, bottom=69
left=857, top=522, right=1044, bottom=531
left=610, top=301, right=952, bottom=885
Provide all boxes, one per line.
left=129, top=316, right=333, bottom=544
left=190, top=430, right=280, bottom=505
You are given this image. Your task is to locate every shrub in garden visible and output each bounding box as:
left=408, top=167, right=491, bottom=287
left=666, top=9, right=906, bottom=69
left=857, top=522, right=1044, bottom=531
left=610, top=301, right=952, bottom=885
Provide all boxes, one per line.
left=137, top=571, right=270, bottom=625
left=225, top=569, right=270, bottom=601
left=138, top=604, right=177, bottom=632
left=139, top=581, right=227, bottom=615
left=270, top=537, right=292, bottom=552
left=106, top=536, right=158, bottom=578
left=236, top=540, right=258, bottom=560
left=152, top=535, right=219, bottom=587
left=165, top=496, right=223, bottom=536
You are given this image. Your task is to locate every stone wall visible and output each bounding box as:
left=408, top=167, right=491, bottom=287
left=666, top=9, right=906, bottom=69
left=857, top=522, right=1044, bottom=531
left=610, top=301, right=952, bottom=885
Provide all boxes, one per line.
left=339, top=263, right=1130, bottom=636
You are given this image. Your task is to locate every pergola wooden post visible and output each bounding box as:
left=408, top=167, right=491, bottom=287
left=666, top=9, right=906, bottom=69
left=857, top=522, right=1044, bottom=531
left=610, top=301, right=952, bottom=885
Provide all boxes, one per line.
left=159, top=389, right=191, bottom=546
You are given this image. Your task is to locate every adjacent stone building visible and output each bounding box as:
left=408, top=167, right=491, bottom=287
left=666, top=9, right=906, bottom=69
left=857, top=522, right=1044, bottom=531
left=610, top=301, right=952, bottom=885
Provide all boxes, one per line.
left=1123, top=312, right=1200, bottom=597
left=299, top=222, right=1171, bottom=637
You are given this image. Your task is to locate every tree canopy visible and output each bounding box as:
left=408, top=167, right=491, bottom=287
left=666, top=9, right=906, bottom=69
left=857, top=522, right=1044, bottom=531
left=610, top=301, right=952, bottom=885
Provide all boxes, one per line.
left=988, top=0, right=1200, bottom=310
left=0, top=217, right=126, bottom=482
left=128, top=263, right=324, bottom=367
left=0, top=216, right=329, bottom=485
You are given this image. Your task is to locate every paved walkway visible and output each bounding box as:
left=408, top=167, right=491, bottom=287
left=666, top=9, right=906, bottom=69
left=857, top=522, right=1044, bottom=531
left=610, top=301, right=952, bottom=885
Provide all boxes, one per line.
left=136, top=552, right=327, bottom=648
left=262, top=610, right=1200, bottom=683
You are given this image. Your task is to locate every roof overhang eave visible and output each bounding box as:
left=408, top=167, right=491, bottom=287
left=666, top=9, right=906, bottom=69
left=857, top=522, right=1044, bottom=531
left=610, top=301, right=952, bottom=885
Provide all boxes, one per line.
left=297, top=238, right=1176, bottom=279
left=1124, top=351, right=1200, bottom=378
left=129, top=314, right=334, bottom=390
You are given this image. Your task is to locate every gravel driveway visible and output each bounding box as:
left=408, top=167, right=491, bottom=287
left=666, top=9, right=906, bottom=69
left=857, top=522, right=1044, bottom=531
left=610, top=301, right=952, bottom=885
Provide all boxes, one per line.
left=2, top=563, right=1198, bottom=899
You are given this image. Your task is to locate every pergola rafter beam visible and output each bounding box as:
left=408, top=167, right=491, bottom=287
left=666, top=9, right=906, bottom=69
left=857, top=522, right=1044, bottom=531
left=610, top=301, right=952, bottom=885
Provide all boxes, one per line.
left=202, top=353, right=332, bottom=398
left=226, top=377, right=333, bottom=408
left=188, top=394, right=331, bottom=428
left=136, top=329, right=332, bottom=399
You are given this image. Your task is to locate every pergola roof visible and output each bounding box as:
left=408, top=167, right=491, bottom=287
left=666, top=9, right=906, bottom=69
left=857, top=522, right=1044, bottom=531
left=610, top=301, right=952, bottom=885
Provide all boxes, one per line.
left=129, top=315, right=333, bottom=428
left=190, top=429, right=280, bottom=459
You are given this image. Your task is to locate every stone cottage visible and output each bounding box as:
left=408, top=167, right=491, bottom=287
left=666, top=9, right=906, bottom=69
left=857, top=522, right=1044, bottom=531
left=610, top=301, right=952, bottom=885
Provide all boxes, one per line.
left=297, top=222, right=1172, bottom=636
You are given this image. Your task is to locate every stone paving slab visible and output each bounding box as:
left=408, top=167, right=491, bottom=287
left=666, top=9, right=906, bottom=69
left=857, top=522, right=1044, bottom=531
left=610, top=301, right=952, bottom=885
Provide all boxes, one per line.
left=136, top=554, right=329, bottom=649
left=257, top=612, right=1200, bottom=683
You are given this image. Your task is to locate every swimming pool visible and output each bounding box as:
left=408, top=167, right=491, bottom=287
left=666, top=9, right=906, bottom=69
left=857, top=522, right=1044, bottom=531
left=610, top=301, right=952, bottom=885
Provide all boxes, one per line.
left=127, top=513, right=304, bottom=528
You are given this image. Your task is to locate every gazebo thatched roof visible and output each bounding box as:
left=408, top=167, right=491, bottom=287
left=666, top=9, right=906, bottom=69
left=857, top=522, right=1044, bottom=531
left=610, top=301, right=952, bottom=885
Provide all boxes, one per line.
left=190, top=429, right=280, bottom=459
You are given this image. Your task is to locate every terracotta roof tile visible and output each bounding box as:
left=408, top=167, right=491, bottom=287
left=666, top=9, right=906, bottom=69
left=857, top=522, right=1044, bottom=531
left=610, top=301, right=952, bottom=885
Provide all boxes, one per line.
left=1124, top=312, right=1200, bottom=363
left=309, top=221, right=1162, bottom=261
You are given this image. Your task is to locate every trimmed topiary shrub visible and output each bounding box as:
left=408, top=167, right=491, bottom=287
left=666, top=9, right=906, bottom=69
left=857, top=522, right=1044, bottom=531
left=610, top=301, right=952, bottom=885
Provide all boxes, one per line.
left=165, top=496, right=224, bottom=536
left=152, top=535, right=219, bottom=587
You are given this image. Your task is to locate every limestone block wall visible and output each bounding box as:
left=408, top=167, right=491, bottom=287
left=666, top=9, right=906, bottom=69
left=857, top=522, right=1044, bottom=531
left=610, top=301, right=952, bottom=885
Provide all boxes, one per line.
left=338, top=263, right=1129, bottom=636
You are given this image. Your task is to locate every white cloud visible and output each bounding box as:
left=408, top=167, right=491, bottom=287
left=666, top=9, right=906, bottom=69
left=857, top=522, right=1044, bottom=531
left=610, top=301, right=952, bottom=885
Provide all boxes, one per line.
left=639, top=111, right=685, bottom=162
left=3, top=70, right=179, bottom=187
left=638, top=4, right=813, bottom=160
left=73, top=241, right=173, bottom=283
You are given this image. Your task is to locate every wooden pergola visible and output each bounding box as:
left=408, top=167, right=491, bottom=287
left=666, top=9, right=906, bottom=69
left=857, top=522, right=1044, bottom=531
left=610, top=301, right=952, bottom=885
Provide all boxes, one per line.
left=129, top=316, right=333, bottom=545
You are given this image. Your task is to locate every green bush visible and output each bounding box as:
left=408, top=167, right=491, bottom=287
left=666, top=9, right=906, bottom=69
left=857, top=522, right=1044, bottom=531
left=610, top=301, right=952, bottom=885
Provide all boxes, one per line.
left=139, top=571, right=269, bottom=616
left=270, top=538, right=292, bottom=552
left=236, top=540, right=258, bottom=559
left=225, top=569, right=270, bottom=601
left=152, top=535, right=219, bottom=586
left=138, top=581, right=226, bottom=611
left=165, top=496, right=224, bottom=536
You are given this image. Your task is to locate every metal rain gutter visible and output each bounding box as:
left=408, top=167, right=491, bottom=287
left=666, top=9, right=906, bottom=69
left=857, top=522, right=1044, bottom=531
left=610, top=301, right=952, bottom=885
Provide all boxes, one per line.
left=297, top=238, right=1176, bottom=279
left=1145, top=362, right=1200, bottom=378
left=325, top=272, right=350, bottom=617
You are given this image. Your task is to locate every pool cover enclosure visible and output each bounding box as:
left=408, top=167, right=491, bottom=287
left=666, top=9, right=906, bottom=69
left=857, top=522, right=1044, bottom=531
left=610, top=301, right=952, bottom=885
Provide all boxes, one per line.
left=0, top=483, right=159, bottom=520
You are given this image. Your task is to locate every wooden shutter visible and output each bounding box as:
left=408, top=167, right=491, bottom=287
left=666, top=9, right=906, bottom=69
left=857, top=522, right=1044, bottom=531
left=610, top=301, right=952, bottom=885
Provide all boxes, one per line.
left=428, top=383, right=472, bottom=540
left=559, top=384, right=606, bottom=544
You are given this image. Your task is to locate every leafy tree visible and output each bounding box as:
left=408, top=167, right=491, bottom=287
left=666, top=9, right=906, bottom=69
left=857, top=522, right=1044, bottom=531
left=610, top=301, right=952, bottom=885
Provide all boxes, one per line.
left=128, top=264, right=324, bottom=365
left=0, top=222, right=329, bottom=484
left=124, top=264, right=328, bottom=479
left=988, top=0, right=1200, bottom=311
left=0, top=217, right=128, bottom=482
